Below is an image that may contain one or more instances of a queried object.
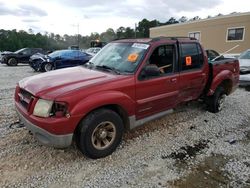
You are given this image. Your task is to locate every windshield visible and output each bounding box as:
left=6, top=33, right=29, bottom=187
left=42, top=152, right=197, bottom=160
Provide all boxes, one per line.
left=88, top=42, right=149, bottom=74
left=15, top=48, right=26, bottom=53
left=239, top=50, right=250, bottom=59
left=48, top=50, right=63, bottom=58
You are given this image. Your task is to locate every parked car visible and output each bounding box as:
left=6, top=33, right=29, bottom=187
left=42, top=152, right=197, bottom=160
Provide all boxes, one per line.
left=0, top=48, right=45, bottom=66
left=68, top=45, right=79, bottom=50
left=239, top=74, right=250, bottom=86
left=238, top=49, right=250, bottom=74
left=0, top=50, right=13, bottom=55
left=15, top=37, right=239, bottom=159
left=0, top=51, right=12, bottom=63
left=206, top=49, right=238, bottom=61
left=206, top=49, right=220, bottom=61
left=29, top=53, right=47, bottom=72
left=85, top=47, right=101, bottom=56
left=29, top=50, right=92, bottom=72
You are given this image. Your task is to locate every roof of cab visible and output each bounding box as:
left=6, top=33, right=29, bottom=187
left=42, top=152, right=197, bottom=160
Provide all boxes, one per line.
left=113, top=37, right=197, bottom=44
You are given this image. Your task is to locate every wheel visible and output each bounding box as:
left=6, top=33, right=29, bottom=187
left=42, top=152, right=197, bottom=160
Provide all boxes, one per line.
left=7, top=58, right=18, bottom=66
left=207, top=87, right=226, bottom=113
left=43, top=63, right=53, bottom=72
left=76, top=109, right=124, bottom=159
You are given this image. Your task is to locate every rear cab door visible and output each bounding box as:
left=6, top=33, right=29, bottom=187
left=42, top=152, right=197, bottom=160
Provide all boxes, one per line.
left=135, top=41, right=180, bottom=120
left=178, top=41, right=209, bottom=102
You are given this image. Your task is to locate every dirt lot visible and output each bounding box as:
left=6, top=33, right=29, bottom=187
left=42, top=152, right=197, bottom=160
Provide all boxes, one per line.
left=0, top=64, right=249, bottom=188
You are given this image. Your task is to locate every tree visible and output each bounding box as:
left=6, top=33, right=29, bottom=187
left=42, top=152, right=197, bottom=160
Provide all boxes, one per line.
left=116, top=27, right=126, bottom=39
left=189, top=16, right=201, bottom=21
left=28, top=28, right=34, bottom=34
left=166, top=17, right=179, bottom=25
left=179, top=16, right=188, bottom=23
left=100, top=28, right=116, bottom=42
left=124, top=27, right=135, bottom=38
left=137, top=18, right=164, bottom=38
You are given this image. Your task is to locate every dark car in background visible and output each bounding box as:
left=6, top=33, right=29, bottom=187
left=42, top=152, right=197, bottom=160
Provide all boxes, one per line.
left=29, top=50, right=92, bottom=72
left=85, top=47, right=101, bottom=56
left=29, top=53, right=47, bottom=72
left=206, top=49, right=220, bottom=61
left=0, top=48, right=45, bottom=66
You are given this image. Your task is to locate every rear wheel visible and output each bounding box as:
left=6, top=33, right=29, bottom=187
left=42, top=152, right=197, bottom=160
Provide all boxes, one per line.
left=75, top=109, right=124, bottom=159
left=207, top=87, right=226, bottom=113
left=7, top=58, right=18, bottom=66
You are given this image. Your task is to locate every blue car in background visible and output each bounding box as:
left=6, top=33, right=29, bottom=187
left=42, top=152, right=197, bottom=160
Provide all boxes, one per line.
left=29, top=50, right=92, bottom=72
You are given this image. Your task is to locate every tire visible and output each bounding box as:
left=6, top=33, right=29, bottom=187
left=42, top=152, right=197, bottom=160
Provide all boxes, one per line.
left=76, top=109, right=124, bottom=159
left=7, top=58, right=18, bottom=66
left=43, top=63, right=53, bottom=72
left=207, top=86, right=226, bottom=113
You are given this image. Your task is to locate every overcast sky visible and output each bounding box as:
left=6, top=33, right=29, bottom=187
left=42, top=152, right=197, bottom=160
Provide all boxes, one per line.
left=0, top=0, right=249, bottom=36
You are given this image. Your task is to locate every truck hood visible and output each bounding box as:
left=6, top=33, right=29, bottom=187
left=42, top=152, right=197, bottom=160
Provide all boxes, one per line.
left=1, top=51, right=14, bottom=56
left=19, top=66, right=119, bottom=98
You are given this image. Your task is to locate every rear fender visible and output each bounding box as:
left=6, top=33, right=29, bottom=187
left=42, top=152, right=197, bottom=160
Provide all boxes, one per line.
left=208, top=70, right=233, bottom=96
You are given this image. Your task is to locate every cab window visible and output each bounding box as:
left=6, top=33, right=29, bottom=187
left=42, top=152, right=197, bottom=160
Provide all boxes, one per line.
left=22, top=49, right=31, bottom=55
left=180, top=43, right=204, bottom=71
left=148, top=44, right=175, bottom=75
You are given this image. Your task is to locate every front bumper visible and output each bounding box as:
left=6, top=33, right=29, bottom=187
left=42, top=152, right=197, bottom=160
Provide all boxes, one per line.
left=0, top=56, right=7, bottom=64
left=239, top=74, right=250, bottom=86
left=240, top=67, right=250, bottom=74
left=16, top=109, right=73, bottom=148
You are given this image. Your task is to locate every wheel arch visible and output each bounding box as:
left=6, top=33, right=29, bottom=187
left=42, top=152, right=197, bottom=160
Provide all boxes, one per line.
left=7, top=56, right=18, bottom=65
left=207, top=70, right=234, bottom=96
left=218, top=79, right=233, bottom=95
left=73, top=103, right=130, bottom=141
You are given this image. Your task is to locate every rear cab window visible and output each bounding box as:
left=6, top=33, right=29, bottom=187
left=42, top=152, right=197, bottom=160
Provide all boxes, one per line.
left=180, top=43, right=204, bottom=71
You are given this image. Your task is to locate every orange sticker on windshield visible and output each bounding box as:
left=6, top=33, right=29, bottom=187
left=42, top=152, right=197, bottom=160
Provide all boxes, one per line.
left=185, top=56, right=192, bottom=66
left=127, top=53, right=139, bottom=62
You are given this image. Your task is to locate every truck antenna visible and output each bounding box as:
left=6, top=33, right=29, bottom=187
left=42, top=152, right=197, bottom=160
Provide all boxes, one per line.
left=211, top=45, right=239, bottom=61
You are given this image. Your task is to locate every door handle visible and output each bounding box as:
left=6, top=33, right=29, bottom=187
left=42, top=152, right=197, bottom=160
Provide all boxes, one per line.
left=170, top=78, right=177, bottom=83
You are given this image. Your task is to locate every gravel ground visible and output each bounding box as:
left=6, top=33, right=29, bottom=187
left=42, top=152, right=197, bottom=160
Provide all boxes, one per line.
left=0, top=64, right=249, bottom=188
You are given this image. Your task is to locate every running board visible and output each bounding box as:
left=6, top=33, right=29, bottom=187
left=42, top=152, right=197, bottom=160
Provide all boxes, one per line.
left=128, top=109, right=173, bottom=130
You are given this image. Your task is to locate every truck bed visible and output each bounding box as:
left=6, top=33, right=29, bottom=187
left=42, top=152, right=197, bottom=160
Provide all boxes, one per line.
left=207, top=57, right=239, bottom=95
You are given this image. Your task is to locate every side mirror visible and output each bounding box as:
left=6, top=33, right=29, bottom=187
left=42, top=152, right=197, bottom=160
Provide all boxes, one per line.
left=140, top=64, right=160, bottom=79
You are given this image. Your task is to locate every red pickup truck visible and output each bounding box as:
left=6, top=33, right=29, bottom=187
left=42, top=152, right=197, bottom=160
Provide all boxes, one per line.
left=15, top=37, right=239, bottom=159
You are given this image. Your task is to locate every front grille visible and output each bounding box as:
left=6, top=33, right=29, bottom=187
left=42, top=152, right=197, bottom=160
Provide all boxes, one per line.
left=18, top=89, right=33, bottom=111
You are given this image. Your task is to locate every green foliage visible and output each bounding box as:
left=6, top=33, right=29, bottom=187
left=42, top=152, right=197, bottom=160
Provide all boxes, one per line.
left=0, top=17, right=183, bottom=51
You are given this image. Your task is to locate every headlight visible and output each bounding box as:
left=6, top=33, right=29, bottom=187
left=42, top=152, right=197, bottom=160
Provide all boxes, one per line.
left=50, top=101, right=69, bottom=118
left=33, top=99, right=53, bottom=117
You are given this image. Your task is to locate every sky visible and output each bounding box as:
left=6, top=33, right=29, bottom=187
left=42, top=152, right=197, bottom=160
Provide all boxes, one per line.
left=0, top=0, right=249, bottom=36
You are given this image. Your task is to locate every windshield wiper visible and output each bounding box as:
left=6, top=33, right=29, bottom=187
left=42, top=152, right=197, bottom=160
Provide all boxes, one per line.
left=95, top=65, right=120, bottom=74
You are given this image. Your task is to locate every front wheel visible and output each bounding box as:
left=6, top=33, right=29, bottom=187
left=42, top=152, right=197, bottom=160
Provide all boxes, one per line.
left=75, top=109, right=124, bottom=159
left=43, top=63, right=53, bottom=72
left=207, top=87, right=226, bottom=113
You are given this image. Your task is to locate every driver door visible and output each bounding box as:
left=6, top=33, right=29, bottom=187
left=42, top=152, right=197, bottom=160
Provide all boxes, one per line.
left=135, top=44, right=179, bottom=119
left=20, top=49, right=31, bottom=63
